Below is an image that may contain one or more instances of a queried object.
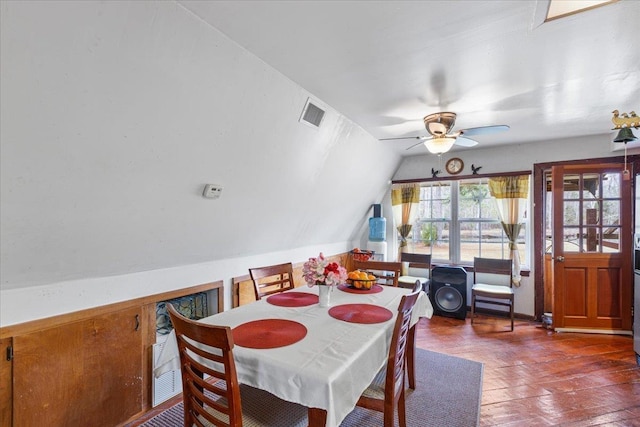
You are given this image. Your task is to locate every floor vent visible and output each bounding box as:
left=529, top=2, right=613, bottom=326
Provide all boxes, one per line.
left=300, top=98, right=325, bottom=128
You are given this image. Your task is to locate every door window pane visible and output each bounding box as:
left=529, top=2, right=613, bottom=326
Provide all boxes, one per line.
left=602, top=173, right=620, bottom=198
left=602, top=200, right=620, bottom=226
left=582, top=174, right=600, bottom=199
left=562, top=227, right=581, bottom=253
left=584, top=227, right=600, bottom=252
left=564, top=201, right=581, bottom=226
left=583, top=201, right=599, bottom=227
left=550, top=170, right=622, bottom=254
left=563, top=174, right=581, bottom=199
left=602, top=227, right=620, bottom=253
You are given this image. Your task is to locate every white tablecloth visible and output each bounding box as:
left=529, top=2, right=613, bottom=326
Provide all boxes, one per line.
left=155, top=285, right=432, bottom=427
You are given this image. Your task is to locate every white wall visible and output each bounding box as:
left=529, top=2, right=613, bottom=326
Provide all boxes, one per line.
left=0, top=1, right=400, bottom=326
left=394, top=134, right=639, bottom=181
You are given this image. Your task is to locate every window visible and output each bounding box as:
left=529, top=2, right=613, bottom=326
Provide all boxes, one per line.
left=403, top=177, right=528, bottom=265
left=544, top=171, right=622, bottom=253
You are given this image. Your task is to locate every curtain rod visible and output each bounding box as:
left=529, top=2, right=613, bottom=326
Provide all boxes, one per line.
left=391, top=170, right=531, bottom=184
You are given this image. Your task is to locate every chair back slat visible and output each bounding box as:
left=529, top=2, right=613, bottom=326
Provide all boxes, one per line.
left=471, top=257, right=515, bottom=331
left=473, top=257, right=513, bottom=287
left=168, top=304, right=243, bottom=427
left=386, top=289, right=421, bottom=414
left=249, top=262, right=295, bottom=300
left=353, top=260, right=402, bottom=287
left=400, top=252, right=431, bottom=269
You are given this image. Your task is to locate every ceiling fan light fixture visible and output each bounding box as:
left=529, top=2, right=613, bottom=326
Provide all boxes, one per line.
left=424, top=137, right=456, bottom=154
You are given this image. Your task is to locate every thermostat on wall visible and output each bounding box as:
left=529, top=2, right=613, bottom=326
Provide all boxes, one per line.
left=203, top=184, right=223, bottom=199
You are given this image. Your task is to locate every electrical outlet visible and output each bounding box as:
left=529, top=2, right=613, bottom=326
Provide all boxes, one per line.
left=203, top=184, right=223, bottom=199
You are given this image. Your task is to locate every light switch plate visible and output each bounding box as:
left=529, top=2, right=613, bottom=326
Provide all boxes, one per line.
left=203, top=184, right=223, bottom=199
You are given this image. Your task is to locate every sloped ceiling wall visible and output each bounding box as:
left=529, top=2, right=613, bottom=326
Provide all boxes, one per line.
left=0, top=1, right=400, bottom=291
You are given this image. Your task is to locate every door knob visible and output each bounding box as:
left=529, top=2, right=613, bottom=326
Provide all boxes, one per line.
left=555, top=256, right=565, bottom=262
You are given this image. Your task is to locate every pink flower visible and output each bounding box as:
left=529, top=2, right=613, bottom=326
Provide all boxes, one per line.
left=303, top=253, right=347, bottom=287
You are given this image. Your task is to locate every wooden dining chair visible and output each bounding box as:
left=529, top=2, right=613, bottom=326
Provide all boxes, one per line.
left=355, top=286, right=421, bottom=427
left=352, top=260, right=402, bottom=287
left=167, top=304, right=307, bottom=427
left=397, top=252, right=431, bottom=291
left=248, top=262, right=295, bottom=301
left=471, top=257, right=515, bottom=331
left=405, top=280, right=423, bottom=390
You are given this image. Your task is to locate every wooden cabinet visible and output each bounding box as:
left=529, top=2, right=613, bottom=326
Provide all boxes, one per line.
left=12, top=306, right=143, bottom=427
left=0, top=280, right=224, bottom=426
left=1, top=337, right=12, bottom=427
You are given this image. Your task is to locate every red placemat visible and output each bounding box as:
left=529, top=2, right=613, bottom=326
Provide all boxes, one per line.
left=266, top=292, right=319, bottom=307
left=328, top=304, right=393, bottom=324
left=337, top=283, right=384, bottom=294
left=232, top=319, right=307, bottom=349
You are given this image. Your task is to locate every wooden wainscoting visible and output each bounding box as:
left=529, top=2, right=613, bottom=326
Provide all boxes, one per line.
left=233, top=253, right=350, bottom=307
left=0, top=280, right=224, bottom=427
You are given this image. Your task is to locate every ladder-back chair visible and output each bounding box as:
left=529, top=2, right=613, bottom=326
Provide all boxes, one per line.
left=471, top=257, right=515, bottom=331
left=248, top=262, right=295, bottom=301
left=355, top=286, right=421, bottom=427
left=352, top=260, right=402, bottom=287
left=167, top=304, right=307, bottom=427
left=397, top=252, right=431, bottom=291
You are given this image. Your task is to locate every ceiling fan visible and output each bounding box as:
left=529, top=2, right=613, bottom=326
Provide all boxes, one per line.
left=380, top=112, right=509, bottom=154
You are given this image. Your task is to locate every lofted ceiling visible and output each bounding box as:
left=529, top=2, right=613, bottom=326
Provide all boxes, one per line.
left=179, top=0, right=640, bottom=156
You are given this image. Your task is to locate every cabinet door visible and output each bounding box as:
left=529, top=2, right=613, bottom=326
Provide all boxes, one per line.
left=13, top=306, right=143, bottom=426
left=1, top=337, right=11, bottom=427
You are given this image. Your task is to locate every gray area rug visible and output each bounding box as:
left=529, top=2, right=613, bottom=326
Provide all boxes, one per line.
left=141, top=349, right=483, bottom=427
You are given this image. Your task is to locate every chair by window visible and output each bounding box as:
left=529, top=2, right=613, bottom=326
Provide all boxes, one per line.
left=352, top=260, right=402, bottom=287
left=167, top=304, right=307, bottom=427
left=397, top=253, right=431, bottom=291
left=249, top=262, right=295, bottom=301
left=355, top=286, right=421, bottom=427
left=471, top=257, right=514, bottom=331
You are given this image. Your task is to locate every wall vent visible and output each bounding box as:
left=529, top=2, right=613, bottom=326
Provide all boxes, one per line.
left=152, top=340, right=182, bottom=406
left=299, top=98, right=325, bottom=128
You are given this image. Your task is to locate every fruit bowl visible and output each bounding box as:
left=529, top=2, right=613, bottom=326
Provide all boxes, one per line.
left=345, top=278, right=377, bottom=290
left=346, top=270, right=378, bottom=290
left=350, top=249, right=375, bottom=262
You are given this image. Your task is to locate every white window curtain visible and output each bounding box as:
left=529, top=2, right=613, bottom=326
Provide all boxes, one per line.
left=488, top=175, right=530, bottom=286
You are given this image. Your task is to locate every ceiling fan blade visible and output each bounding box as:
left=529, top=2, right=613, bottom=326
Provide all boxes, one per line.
left=406, top=138, right=430, bottom=150
left=453, top=136, right=479, bottom=147
left=458, top=125, right=509, bottom=137
left=379, top=136, right=426, bottom=141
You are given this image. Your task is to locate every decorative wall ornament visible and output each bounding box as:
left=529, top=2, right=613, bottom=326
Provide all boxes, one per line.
left=471, top=164, right=482, bottom=175
left=431, top=168, right=441, bottom=178
left=611, top=109, right=637, bottom=181
left=611, top=110, right=639, bottom=129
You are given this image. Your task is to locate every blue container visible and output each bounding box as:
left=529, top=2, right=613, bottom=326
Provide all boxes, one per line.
left=368, top=216, right=386, bottom=242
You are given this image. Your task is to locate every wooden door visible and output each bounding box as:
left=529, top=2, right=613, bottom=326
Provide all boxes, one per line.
left=552, top=164, right=632, bottom=331
left=12, top=306, right=143, bottom=426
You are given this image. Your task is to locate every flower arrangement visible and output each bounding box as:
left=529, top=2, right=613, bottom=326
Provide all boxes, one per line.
left=302, top=253, right=347, bottom=287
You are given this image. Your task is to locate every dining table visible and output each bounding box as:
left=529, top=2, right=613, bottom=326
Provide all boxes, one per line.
left=155, top=283, right=433, bottom=427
